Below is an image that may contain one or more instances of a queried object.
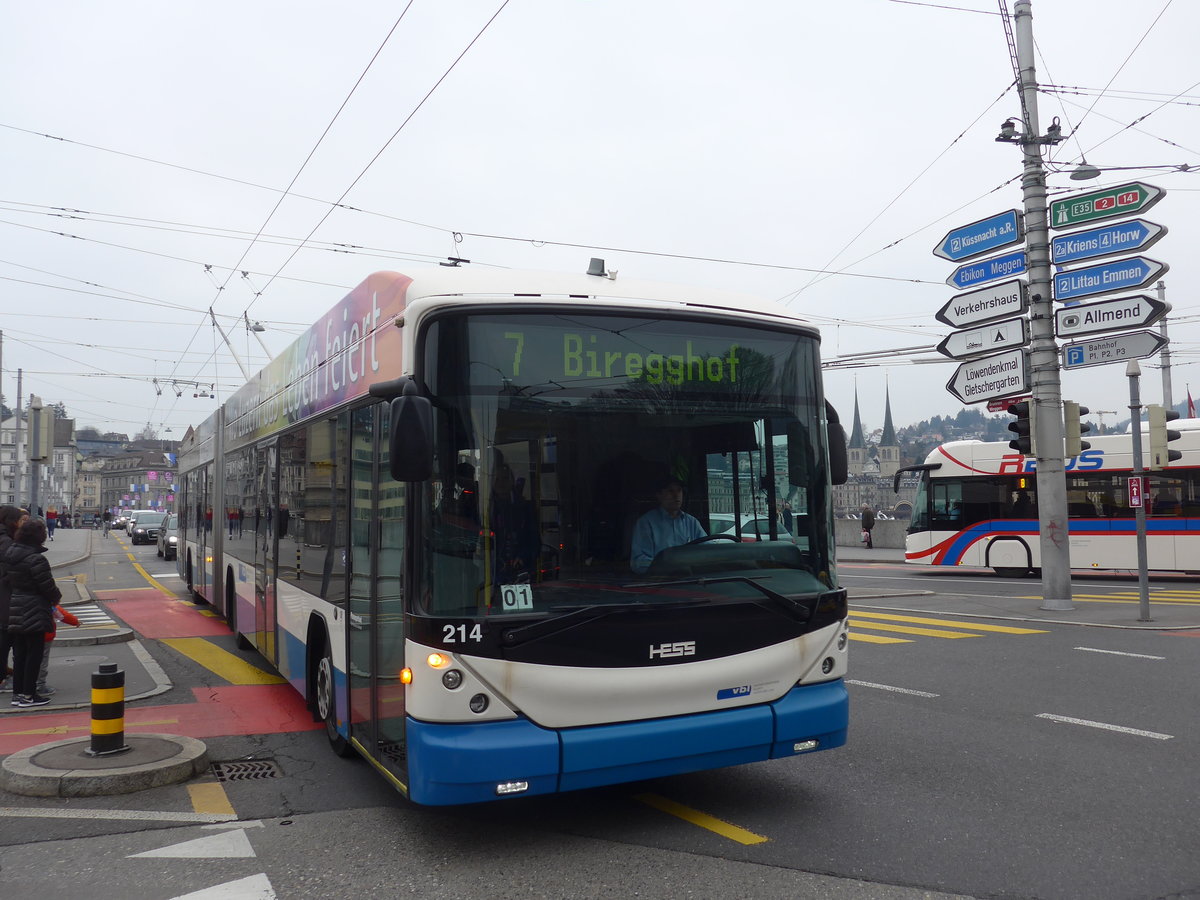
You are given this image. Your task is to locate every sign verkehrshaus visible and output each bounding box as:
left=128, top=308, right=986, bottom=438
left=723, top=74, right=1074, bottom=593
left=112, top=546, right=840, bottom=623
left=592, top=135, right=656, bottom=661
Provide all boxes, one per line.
left=1048, top=182, right=1164, bottom=230
left=1052, top=256, right=1168, bottom=303
left=935, top=279, right=1027, bottom=329
left=1060, top=330, right=1169, bottom=370
left=936, top=316, right=1029, bottom=360
left=1050, top=219, right=1166, bottom=265
left=947, top=250, right=1028, bottom=291
left=945, top=347, right=1028, bottom=404
left=1054, top=294, right=1170, bottom=339
left=933, top=209, right=1024, bottom=262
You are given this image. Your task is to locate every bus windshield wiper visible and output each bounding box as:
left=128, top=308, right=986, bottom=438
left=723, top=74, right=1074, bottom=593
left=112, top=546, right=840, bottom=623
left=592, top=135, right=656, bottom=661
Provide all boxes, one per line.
left=501, top=599, right=712, bottom=647
left=626, top=575, right=813, bottom=622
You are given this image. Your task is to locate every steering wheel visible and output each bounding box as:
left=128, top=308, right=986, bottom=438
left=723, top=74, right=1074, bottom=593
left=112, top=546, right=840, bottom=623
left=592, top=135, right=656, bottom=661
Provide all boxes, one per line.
left=687, top=534, right=739, bottom=545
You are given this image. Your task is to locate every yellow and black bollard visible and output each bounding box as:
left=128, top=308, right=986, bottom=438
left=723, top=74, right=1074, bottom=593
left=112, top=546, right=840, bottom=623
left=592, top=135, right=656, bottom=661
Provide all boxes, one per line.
left=86, top=663, right=131, bottom=757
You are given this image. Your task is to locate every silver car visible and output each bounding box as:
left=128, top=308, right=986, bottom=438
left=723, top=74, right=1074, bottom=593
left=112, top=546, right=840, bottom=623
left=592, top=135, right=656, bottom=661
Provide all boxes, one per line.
left=156, top=513, right=179, bottom=560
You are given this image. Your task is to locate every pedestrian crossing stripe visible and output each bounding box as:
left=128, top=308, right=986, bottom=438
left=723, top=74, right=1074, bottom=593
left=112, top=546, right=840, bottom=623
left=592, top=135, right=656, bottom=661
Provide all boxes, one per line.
left=64, top=603, right=119, bottom=630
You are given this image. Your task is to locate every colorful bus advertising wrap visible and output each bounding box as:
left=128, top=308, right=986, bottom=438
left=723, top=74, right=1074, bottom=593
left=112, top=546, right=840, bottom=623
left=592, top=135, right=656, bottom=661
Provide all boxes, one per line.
left=224, top=272, right=411, bottom=448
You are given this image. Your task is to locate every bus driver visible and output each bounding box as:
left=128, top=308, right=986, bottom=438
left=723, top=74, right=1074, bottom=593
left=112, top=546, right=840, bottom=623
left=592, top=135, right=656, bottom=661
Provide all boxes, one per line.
left=629, top=475, right=706, bottom=574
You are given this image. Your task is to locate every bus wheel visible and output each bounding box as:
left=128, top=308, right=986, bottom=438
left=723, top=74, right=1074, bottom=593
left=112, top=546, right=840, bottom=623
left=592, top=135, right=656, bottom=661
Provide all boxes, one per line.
left=993, top=566, right=1030, bottom=578
left=316, top=647, right=353, bottom=757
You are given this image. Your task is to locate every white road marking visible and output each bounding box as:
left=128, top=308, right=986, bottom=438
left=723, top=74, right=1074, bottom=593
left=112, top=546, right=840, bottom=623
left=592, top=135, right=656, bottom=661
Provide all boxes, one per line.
left=129, top=829, right=256, bottom=858
left=1036, top=713, right=1173, bottom=740
left=1074, top=647, right=1165, bottom=660
left=167, top=874, right=276, bottom=900
left=846, top=679, right=939, bottom=698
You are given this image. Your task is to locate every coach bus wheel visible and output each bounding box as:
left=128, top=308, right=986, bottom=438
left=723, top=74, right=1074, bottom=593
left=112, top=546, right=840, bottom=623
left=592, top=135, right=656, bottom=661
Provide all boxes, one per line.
left=316, top=647, right=353, bottom=757
left=992, top=566, right=1030, bottom=578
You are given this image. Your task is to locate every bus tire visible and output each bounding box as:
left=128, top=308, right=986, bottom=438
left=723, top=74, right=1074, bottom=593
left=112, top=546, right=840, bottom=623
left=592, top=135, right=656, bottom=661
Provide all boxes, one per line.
left=316, top=644, right=353, bottom=757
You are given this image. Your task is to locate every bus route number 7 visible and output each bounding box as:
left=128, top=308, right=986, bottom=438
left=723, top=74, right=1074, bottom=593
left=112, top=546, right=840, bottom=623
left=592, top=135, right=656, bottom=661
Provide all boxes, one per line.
left=503, top=332, right=524, bottom=377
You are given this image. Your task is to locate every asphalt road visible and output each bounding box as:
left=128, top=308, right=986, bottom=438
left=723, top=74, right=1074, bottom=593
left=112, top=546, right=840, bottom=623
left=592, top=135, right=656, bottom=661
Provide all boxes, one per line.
left=2, top=544, right=1197, bottom=899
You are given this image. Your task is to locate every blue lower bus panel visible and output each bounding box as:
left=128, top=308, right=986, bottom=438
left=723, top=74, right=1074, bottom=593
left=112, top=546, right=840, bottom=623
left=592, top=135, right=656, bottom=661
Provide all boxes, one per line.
left=405, top=680, right=848, bottom=806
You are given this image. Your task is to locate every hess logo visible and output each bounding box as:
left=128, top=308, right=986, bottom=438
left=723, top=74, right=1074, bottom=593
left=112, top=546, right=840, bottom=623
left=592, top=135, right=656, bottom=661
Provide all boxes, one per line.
left=649, top=641, right=696, bottom=660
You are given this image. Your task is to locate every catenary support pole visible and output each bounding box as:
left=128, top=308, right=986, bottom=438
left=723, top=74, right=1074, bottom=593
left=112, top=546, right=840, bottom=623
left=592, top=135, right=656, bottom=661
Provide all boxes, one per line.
left=1014, top=0, right=1072, bottom=609
left=1126, top=361, right=1152, bottom=622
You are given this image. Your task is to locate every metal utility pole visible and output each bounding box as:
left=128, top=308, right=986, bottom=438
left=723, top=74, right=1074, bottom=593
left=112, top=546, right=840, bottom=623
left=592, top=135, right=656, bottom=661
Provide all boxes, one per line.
left=1156, top=281, right=1172, bottom=409
left=1013, top=0, right=1073, bottom=609
left=1126, top=361, right=1152, bottom=621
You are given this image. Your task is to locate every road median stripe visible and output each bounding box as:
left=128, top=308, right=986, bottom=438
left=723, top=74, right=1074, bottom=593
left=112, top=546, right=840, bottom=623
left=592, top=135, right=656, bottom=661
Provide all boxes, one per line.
left=634, top=793, right=769, bottom=845
left=849, top=619, right=980, bottom=639
left=850, top=611, right=1047, bottom=633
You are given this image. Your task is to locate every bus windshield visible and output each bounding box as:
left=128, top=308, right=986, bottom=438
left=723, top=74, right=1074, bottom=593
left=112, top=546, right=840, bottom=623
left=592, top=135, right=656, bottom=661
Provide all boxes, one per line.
left=416, top=311, right=835, bottom=619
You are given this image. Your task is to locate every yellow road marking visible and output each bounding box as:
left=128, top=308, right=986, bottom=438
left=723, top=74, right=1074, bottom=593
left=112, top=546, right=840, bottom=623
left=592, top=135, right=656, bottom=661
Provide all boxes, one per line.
left=848, top=619, right=980, bottom=639
left=849, top=633, right=912, bottom=644
left=132, top=562, right=175, bottom=597
left=189, top=782, right=236, bottom=817
left=161, top=638, right=285, bottom=685
left=1, top=719, right=178, bottom=737
left=634, top=793, right=769, bottom=845
left=851, top=611, right=1047, bottom=634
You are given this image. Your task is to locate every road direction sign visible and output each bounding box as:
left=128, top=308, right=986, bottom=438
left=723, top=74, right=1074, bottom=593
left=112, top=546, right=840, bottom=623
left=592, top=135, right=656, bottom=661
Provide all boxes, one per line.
left=1060, top=330, right=1169, bottom=370
left=933, top=209, right=1024, bottom=262
left=1054, top=294, right=1170, bottom=339
left=937, top=316, right=1029, bottom=360
left=936, top=279, right=1028, bottom=329
left=1049, top=182, right=1164, bottom=230
left=1050, top=219, right=1166, bottom=265
left=945, top=347, right=1028, bottom=404
left=1053, top=256, right=1168, bottom=303
left=947, top=250, right=1027, bottom=291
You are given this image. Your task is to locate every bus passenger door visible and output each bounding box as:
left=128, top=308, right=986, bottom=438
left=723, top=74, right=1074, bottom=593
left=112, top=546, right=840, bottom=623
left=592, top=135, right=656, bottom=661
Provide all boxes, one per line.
left=254, top=443, right=278, bottom=665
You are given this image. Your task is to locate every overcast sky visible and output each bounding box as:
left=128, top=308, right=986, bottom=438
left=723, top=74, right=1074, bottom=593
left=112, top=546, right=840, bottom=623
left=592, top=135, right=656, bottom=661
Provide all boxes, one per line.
left=2, top=0, right=1197, bottom=441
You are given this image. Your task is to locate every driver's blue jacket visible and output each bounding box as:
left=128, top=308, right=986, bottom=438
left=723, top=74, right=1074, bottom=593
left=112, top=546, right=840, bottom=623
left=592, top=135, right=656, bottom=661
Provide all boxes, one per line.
left=629, top=507, right=706, bottom=573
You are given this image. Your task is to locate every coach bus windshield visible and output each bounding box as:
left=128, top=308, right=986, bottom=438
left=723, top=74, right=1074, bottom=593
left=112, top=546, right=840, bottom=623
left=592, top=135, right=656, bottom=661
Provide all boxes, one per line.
left=414, top=311, right=835, bottom=618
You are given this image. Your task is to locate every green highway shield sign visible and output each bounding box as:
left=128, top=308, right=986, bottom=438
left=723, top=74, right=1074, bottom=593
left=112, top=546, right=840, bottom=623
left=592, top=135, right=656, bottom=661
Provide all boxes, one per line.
left=1049, top=182, right=1164, bottom=231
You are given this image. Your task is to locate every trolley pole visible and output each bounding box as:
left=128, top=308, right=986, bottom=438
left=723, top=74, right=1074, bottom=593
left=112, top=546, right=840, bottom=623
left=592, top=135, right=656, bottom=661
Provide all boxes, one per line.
left=1126, top=362, right=1152, bottom=622
left=1013, top=0, right=1073, bottom=609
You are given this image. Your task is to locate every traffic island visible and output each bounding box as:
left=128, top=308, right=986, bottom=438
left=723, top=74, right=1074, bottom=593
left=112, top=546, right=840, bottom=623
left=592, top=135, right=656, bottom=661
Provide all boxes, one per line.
left=0, top=733, right=209, bottom=797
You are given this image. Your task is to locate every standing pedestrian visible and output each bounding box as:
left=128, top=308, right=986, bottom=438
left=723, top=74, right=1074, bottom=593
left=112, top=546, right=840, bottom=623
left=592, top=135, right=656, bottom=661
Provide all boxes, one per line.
left=3, top=517, right=61, bottom=707
left=0, top=505, right=29, bottom=693
left=45, top=507, right=58, bottom=541
left=860, top=504, right=876, bottom=550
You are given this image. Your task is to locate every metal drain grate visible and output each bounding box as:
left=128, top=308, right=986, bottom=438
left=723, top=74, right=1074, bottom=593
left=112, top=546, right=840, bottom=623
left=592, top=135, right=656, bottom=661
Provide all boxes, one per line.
left=211, top=759, right=282, bottom=782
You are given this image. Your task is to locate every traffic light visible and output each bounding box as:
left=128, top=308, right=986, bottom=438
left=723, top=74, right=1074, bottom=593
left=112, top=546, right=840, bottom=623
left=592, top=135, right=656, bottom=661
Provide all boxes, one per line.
left=1064, top=401, right=1092, bottom=458
left=1007, top=400, right=1036, bottom=455
left=1147, top=404, right=1182, bottom=470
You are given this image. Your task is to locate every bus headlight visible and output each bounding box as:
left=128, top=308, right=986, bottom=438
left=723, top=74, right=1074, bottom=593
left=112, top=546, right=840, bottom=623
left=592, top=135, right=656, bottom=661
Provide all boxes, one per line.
left=442, top=669, right=463, bottom=690
left=469, top=693, right=489, bottom=714
left=821, top=657, right=835, bottom=674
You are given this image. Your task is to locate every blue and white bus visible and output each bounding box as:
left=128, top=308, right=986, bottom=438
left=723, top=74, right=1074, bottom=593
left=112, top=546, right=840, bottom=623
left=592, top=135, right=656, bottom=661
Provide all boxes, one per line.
left=899, top=422, right=1200, bottom=576
left=177, top=265, right=850, bottom=805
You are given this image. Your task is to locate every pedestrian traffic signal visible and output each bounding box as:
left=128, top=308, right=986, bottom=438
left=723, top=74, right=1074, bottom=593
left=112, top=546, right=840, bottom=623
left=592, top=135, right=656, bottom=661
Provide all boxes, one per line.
left=1063, top=400, right=1092, bottom=458
left=1007, top=400, right=1036, bottom=455
left=1147, top=404, right=1182, bottom=469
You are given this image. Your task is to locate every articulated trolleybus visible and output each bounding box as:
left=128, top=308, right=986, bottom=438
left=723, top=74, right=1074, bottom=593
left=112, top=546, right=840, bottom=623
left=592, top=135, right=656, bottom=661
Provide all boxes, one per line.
left=900, top=422, right=1200, bottom=576
left=177, top=265, right=849, bottom=805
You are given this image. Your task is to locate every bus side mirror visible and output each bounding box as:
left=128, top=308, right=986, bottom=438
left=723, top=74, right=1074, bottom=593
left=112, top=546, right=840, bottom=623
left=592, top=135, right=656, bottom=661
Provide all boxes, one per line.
left=371, top=377, right=434, bottom=482
left=826, top=402, right=848, bottom=486
left=389, top=392, right=433, bottom=482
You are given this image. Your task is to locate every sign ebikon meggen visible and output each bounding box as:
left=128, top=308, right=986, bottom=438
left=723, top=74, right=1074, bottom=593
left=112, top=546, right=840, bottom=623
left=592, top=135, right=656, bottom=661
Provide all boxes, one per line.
left=947, top=249, right=1027, bottom=291
left=1048, top=182, right=1164, bottom=231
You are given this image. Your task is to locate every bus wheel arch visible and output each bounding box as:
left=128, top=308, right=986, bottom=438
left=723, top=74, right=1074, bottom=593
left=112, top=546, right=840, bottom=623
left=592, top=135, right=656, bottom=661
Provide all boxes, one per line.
left=308, top=617, right=353, bottom=757
left=988, top=537, right=1032, bottom=578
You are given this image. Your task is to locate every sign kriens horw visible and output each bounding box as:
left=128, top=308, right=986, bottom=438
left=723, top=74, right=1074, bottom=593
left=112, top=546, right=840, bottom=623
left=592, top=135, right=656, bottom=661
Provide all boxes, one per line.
left=945, top=347, right=1028, bottom=404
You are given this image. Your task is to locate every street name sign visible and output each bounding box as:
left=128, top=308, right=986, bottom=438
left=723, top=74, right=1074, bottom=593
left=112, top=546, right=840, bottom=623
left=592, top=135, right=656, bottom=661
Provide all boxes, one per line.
left=947, top=250, right=1028, bottom=291
left=1048, top=182, right=1165, bottom=231
left=1050, top=219, right=1167, bottom=266
left=1054, top=294, right=1170, bottom=339
left=1060, top=330, right=1169, bottom=370
left=933, top=209, right=1024, bottom=262
left=987, top=395, right=1029, bottom=413
left=937, top=316, right=1029, bottom=360
left=935, top=279, right=1027, bottom=328
left=945, top=347, right=1028, bottom=404
left=1052, top=256, right=1168, bottom=303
